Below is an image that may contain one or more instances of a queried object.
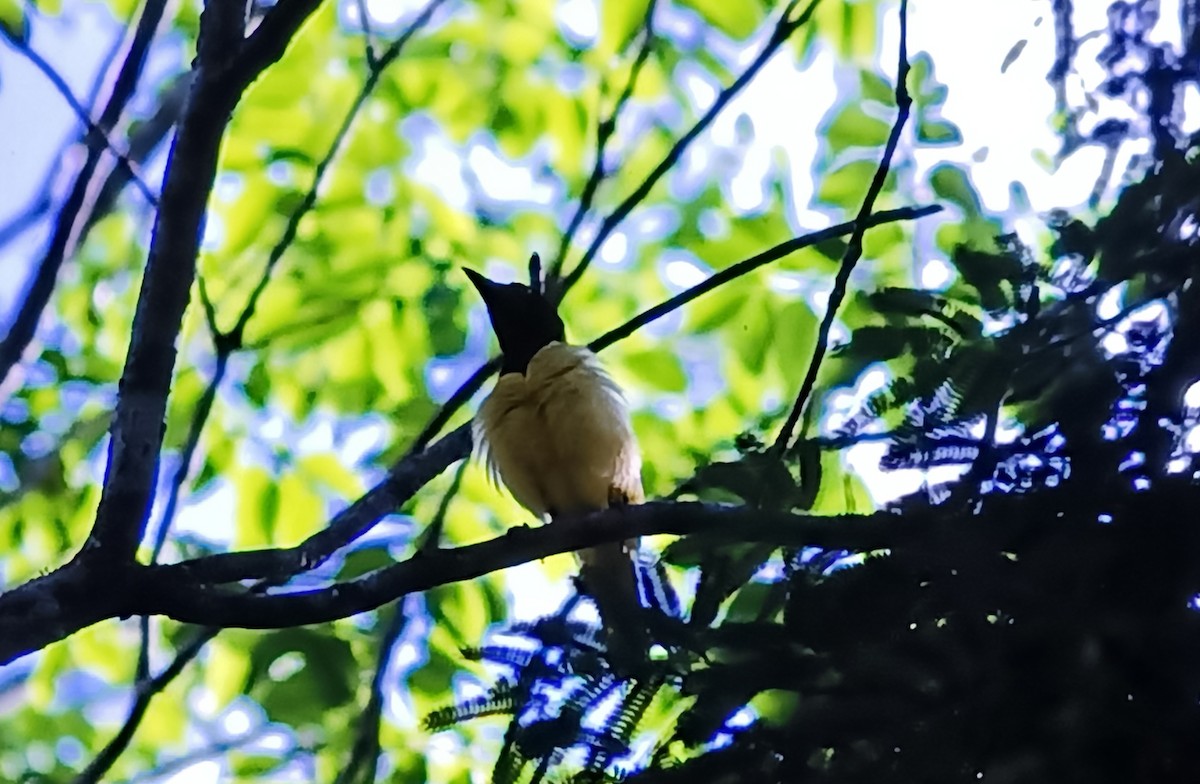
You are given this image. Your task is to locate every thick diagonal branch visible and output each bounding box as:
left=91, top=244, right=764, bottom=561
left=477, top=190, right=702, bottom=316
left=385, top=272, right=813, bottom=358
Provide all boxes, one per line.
left=83, top=0, right=325, bottom=563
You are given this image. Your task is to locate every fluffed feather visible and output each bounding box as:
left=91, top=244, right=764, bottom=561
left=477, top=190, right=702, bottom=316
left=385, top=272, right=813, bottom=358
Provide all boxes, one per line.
left=475, top=342, right=649, bottom=673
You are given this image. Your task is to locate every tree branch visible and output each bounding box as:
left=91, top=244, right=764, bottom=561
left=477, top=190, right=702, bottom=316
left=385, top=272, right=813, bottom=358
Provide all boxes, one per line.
left=411, top=203, right=938, bottom=451
left=773, top=0, right=913, bottom=454
left=82, top=0, right=324, bottom=563
left=558, top=0, right=820, bottom=297
left=546, top=0, right=658, bottom=284
left=158, top=205, right=945, bottom=573
left=337, top=458, right=464, bottom=784
left=230, top=0, right=451, bottom=340
left=332, top=605, right=406, bottom=784
left=353, top=0, right=377, bottom=69
left=140, top=501, right=900, bottom=628
left=0, top=560, right=131, bottom=665
left=0, top=0, right=169, bottom=388
left=162, top=425, right=472, bottom=585
left=74, top=627, right=218, bottom=784
left=589, top=206, right=937, bottom=354
left=0, top=203, right=937, bottom=668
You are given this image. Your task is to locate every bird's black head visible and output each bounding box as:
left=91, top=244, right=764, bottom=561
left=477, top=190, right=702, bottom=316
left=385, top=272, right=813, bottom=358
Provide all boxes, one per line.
left=464, top=267, right=565, bottom=374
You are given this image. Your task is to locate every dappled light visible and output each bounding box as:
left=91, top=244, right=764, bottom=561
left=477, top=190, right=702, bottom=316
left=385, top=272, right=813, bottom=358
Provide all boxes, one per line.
left=2, top=0, right=1200, bottom=782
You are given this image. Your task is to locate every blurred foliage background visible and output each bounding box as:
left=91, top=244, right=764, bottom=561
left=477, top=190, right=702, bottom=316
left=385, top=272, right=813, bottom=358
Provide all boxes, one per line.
left=2, top=0, right=1199, bottom=781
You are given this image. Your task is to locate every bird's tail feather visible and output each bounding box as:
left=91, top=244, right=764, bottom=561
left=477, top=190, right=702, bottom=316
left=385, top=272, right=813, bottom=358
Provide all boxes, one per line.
left=579, top=541, right=650, bottom=678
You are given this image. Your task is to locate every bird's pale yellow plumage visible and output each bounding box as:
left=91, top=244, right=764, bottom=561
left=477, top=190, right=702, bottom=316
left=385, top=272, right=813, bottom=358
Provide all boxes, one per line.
left=474, top=342, right=643, bottom=519
left=465, top=267, right=649, bottom=673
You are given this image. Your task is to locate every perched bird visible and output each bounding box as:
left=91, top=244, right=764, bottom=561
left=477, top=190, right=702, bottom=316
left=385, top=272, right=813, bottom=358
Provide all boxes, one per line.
left=464, top=264, right=648, bottom=673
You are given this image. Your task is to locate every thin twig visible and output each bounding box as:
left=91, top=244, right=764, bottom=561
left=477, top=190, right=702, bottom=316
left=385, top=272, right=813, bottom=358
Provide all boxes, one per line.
left=149, top=356, right=231, bottom=563
left=124, top=730, right=282, bottom=784
left=230, top=0, right=450, bottom=340
left=354, top=0, right=378, bottom=68
left=131, top=268, right=232, bottom=719
left=333, top=606, right=407, bottom=784
left=410, top=359, right=499, bottom=451
left=546, top=0, right=659, bottom=284
left=416, top=458, right=467, bottom=553
left=559, top=0, right=820, bottom=297
left=82, top=72, right=193, bottom=237
left=74, top=627, right=218, bottom=784
left=1, top=36, right=157, bottom=203
left=410, top=0, right=822, bottom=450
left=336, top=464, right=464, bottom=784
left=0, top=0, right=169, bottom=390
left=591, top=206, right=936, bottom=355
left=772, top=0, right=913, bottom=455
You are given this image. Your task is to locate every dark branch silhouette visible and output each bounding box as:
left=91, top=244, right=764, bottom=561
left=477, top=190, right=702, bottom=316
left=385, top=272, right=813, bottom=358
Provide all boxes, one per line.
left=413, top=0, right=821, bottom=450
left=141, top=501, right=899, bottom=629
left=335, top=473, right=467, bottom=784
left=80, top=0, right=267, bottom=564
left=0, top=198, right=935, bottom=667
left=0, top=0, right=169, bottom=387
left=74, top=627, right=218, bottom=784
left=546, top=0, right=659, bottom=283
left=412, top=203, right=939, bottom=451
left=558, top=0, right=821, bottom=297
left=774, top=0, right=913, bottom=454
left=230, top=0, right=452, bottom=340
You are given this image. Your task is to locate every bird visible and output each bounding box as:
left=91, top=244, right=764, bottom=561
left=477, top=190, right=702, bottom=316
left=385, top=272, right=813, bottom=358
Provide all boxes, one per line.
left=464, top=263, right=649, bottom=674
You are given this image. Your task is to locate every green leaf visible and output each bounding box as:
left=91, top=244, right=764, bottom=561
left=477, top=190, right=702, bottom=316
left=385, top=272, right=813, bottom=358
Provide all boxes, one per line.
left=917, top=117, right=963, bottom=145
left=816, top=159, right=880, bottom=207
left=825, top=104, right=893, bottom=150
left=338, top=543, right=394, bottom=581
left=600, top=0, right=649, bottom=55
left=234, top=466, right=278, bottom=548
left=428, top=583, right=495, bottom=646
left=624, top=347, right=688, bottom=392
left=424, top=278, right=466, bottom=357
left=815, top=0, right=879, bottom=60
left=724, top=580, right=785, bottom=623
left=909, top=52, right=948, bottom=107
left=687, top=287, right=745, bottom=334
left=929, top=163, right=981, bottom=215
left=230, top=753, right=290, bottom=778
left=0, top=0, right=27, bottom=42
left=728, top=294, right=774, bottom=374
left=676, top=452, right=797, bottom=508
left=276, top=472, right=324, bottom=544
left=680, top=0, right=763, bottom=39
left=773, top=300, right=817, bottom=391
left=249, top=629, right=357, bottom=727
left=859, top=69, right=894, bottom=105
